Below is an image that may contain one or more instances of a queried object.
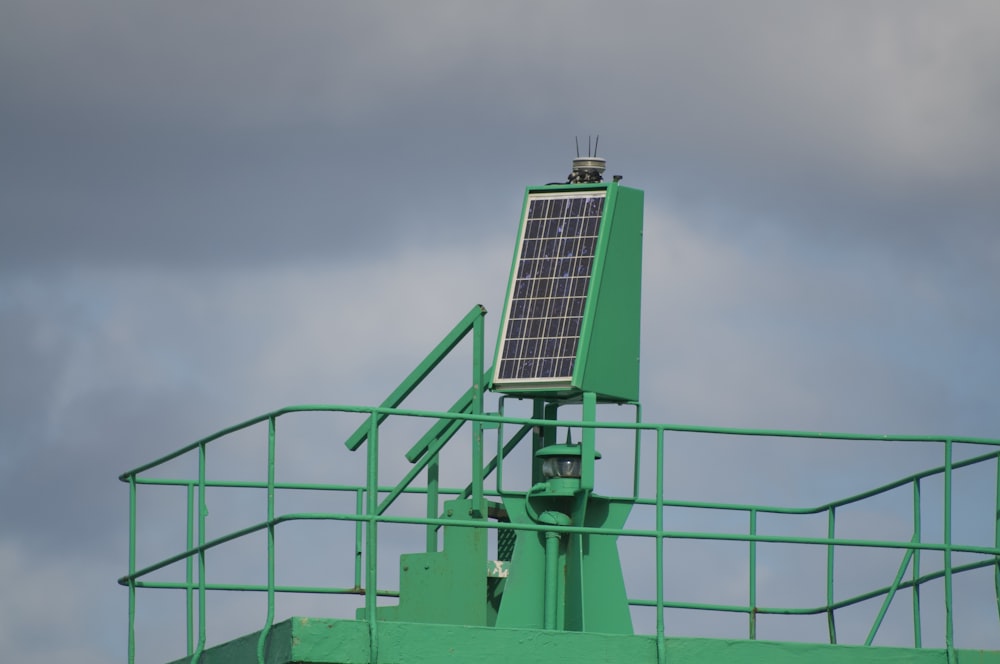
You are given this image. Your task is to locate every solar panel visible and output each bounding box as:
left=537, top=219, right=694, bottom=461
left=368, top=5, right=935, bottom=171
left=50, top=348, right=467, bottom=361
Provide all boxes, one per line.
left=495, top=191, right=606, bottom=385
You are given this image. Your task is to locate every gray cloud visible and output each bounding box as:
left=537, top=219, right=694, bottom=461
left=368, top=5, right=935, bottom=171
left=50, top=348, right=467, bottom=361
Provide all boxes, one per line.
left=3, top=2, right=999, bottom=270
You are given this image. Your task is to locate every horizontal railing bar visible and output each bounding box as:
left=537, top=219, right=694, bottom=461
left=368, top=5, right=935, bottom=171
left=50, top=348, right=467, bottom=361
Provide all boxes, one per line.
left=131, top=559, right=996, bottom=616
left=120, top=405, right=1000, bottom=481
left=628, top=559, right=997, bottom=617
left=120, top=510, right=1000, bottom=585
left=629, top=449, right=1000, bottom=515
left=132, top=477, right=466, bottom=494
left=131, top=449, right=1000, bottom=528
left=132, top=581, right=399, bottom=597
left=135, top=446, right=1000, bottom=536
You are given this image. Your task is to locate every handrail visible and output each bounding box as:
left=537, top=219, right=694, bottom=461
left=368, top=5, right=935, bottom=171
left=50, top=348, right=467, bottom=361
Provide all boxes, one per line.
left=342, top=304, right=487, bottom=452
left=121, top=412, right=1000, bottom=663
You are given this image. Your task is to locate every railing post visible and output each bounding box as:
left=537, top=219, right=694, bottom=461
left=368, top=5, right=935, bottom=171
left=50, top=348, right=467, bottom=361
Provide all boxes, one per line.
left=826, top=506, right=837, bottom=644
left=128, top=475, right=137, bottom=664
left=632, top=404, right=642, bottom=500
left=471, top=309, right=485, bottom=517
left=912, top=478, right=922, bottom=648
left=256, top=416, right=277, bottom=664
left=355, top=489, right=365, bottom=587
left=749, top=508, right=757, bottom=640
left=656, top=427, right=666, bottom=664
left=944, top=439, right=954, bottom=663
left=186, top=482, right=195, bottom=655
left=995, top=453, right=1000, bottom=628
left=365, top=411, right=380, bottom=664
left=192, top=441, right=208, bottom=662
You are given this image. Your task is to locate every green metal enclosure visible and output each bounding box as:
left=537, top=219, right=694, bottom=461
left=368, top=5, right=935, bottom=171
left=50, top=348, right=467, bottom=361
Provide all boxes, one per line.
left=492, top=182, right=643, bottom=403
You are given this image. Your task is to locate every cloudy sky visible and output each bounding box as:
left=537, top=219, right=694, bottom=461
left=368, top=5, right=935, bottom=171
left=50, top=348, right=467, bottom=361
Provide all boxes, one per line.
left=2, top=2, right=999, bottom=661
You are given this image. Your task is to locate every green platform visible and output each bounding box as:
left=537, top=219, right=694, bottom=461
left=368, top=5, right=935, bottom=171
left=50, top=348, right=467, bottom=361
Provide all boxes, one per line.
left=171, top=617, right=1000, bottom=664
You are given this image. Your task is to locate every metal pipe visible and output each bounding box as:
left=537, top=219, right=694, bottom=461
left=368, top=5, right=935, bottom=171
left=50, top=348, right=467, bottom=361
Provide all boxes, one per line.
left=749, top=509, right=757, bottom=640
left=944, top=440, right=954, bottom=660
left=826, top=506, right=837, bottom=644
left=256, top=417, right=277, bottom=664
left=128, top=476, right=137, bottom=664
left=544, top=529, right=561, bottom=630
left=656, top=428, right=665, bottom=664
left=471, top=308, right=484, bottom=517
left=912, top=479, right=922, bottom=648
left=537, top=509, right=571, bottom=630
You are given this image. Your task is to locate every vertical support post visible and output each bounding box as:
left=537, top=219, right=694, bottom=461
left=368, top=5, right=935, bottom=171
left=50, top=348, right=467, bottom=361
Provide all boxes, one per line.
left=655, top=427, right=666, bottom=664
left=496, top=397, right=507, bottom=493
left=530, top=400, right=550, bottom=485
left=749, top=509, right=757, bottom=640
left=257, top=416, right=277, bottom=664
left=128, top=475, right=137, bottom=664
left=632, top=403, right=642, bottom=500
left=544, top=530, right=561, bottom=629
left=192, top=442, right=208, bottom=663
left=471, top=310, right=485, bottom=518
left=366, top=411, right=380, bottom=664
left=995, top=453, right=1000, bottom=626
left=426, top=458, right=439, bottom=553
left=826, top=506, right=837, bottom=644
left=944, top=439, right=954, bottom=663
left=186, top=483, right=195, bottom=655
left=912, top=478, right=922, bottom=648
left=355, top=489, right=364, bottom=590
left=581, top=391, right=597, bottom=492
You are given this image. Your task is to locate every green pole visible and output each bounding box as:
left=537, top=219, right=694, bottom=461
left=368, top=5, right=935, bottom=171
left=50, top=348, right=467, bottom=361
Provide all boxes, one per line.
left=471, top=311, right=485, bottom=517
left=827, top=506, right=837, bottom=644
left=426, top=457, right=439, bottom=553
left=128, top=475, right=136, bottom=664
left=912, top=479, right=922, bottom=648
left=581, top=392, right=596, bottom=492
left=256, top=416, right=277, bottom=664
left=355, top=489, right=364, bottom=588
left=656, top=428, right=666, bottom=664
left=192, top=442, right=207, bottom=663
left=995, top=453, right=1000, bottom=627
left=632, top=404, right=642, bottom=500
left=944, top=440, right=954, bottom=662
left=544, top=529, right=561, bottom=629
left=749, top=508, right=757, bottom=640
left=366, top=412, right=380, bottom=663
left=186, top=482, right=194, bottom=655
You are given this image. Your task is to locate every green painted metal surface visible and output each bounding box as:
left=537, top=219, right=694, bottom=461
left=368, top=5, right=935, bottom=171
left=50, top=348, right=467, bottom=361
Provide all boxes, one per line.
left=366, top=499, right=490, bottom=627
left=171, top=617, right=1000, bottom=664
left=495, top=494, right=633, bottom=633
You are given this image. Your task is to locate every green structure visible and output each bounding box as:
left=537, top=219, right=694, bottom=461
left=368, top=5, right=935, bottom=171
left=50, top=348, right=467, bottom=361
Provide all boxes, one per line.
left=120, top=156, right=1000, bottom=663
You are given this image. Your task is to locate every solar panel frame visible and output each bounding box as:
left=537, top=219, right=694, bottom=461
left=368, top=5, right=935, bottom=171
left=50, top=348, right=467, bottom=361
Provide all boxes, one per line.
left=493, top=188, right=608, bottom=391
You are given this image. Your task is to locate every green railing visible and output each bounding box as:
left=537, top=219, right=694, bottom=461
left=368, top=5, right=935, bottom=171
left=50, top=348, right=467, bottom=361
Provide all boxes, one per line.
left=119, top=404, right=1000, bottom=663
left=118, top=305, right=1000, bottom=663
